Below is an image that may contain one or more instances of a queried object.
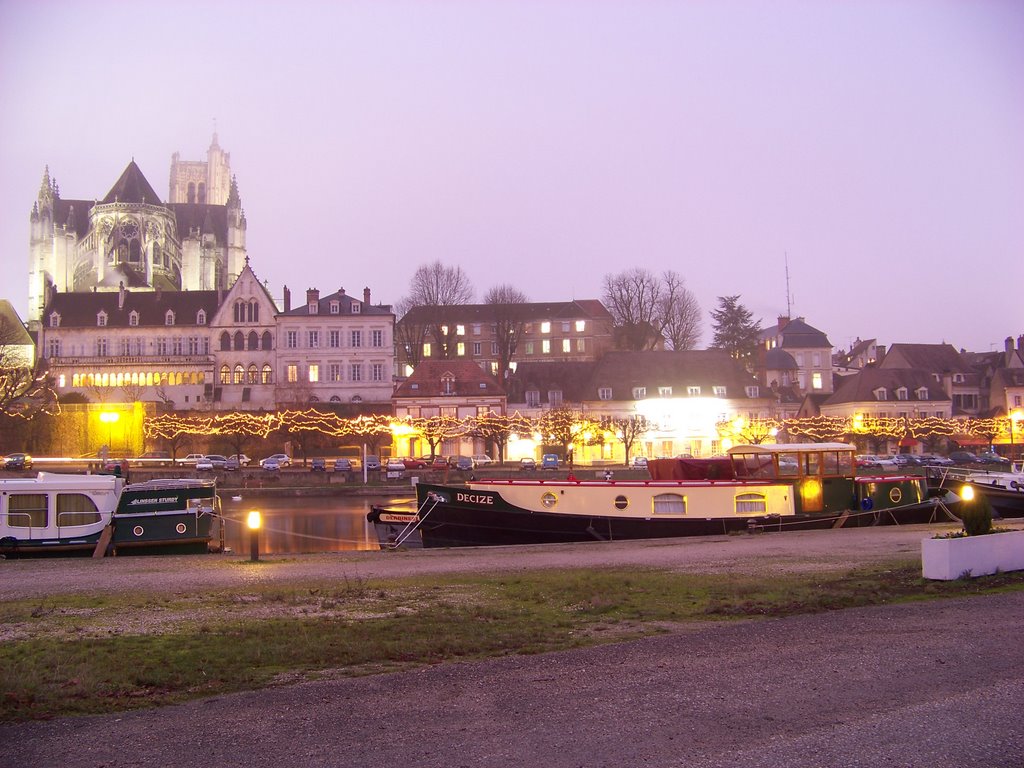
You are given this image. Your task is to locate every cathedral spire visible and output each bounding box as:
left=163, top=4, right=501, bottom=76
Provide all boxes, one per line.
left=227, top=174, right=240, bottom=208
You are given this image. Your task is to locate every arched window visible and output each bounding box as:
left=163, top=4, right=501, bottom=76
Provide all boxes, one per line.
left=233, top=331, right=244, bottom=351
left=261, top=331, right=273, bottom=350
left=220, top=365, right=230, bottom=384
left=220, top=332, right=231, bottom=351
left=248, top=331, right=259, bottom=350
left=247, top=364, right=258, bottom=384
left=261, top=364, right=273, bottom=384
left=251, top=302, right=259, bottom=322
left=329, top=395, right=341, bottom=403
left=187, top=182, right=196, bottom=204
left=233, top=364, right=244, bottom=384
left=197, top=310, right=206, bottom=325
left=197, top=182, right=206, bottom=204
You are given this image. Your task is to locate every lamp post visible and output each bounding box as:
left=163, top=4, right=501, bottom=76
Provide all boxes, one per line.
left=247, top=510, right=262, bottom=562
left=99, top=411, right=120, bottom=455
left=1010, top=410, right=1023, bottom=462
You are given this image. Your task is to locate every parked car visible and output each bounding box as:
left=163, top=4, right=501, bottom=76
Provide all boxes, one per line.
left=855, top=455, right=882, bottom=469
left=385, top=458, right=407, bottom=472
left=519, top=457, right=536, bottom=471
left=204, top=454, right=228, bottom=469
left=4, top=452, right=33, bottom=471
left=102, top=459, right=127, bottom=475
left=472, top=454, right=493, bottom=467
left=229, top=454, right=251, bottom=467
left=891, top=454, right=922, bottom=468
left=948, top=451, right=982, bottom=465
left=365, top=455, right=382, bottom=472
left=310, top=457, right=326, bottom=472
left=919, top=454, right=954, bottom=466
left=333, top=458, right=353, bottom=472
left=453, top=456, right=474, bottom=471
left=260, top=454, right=291, bottom=468
left=225, top=456, right=241, bottom=471
left=262, top=457, right=282, bottom=471
left=632, top=456, right=648, bottom=468
left=182, top=453, right=205, bottom=464
left=139, top=450, right=171, bottom=466
left=541, top=454, right=560, bottom=470
left=977, top=451, right=1011, bottom=467
left=401, top=457, right=428, bottom=469
left=195, top=456, right=214, bottom=471
left=429, top=456, right=450, bottom=470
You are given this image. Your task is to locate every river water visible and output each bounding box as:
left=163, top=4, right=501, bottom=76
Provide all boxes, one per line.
left=218, top=494, right=416, bottom=555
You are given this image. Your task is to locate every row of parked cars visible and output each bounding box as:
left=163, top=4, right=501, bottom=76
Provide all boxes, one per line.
left=855, top=451, right=1012, bottom=470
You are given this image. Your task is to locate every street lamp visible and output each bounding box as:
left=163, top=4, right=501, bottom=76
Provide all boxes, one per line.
left=247, top=510, right=262, bottom=561
left=1010, top=409, right=1023, bottom=462
left=99, top=411, right=120, bottom=455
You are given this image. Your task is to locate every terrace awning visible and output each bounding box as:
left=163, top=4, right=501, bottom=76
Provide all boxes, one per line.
left=950, top=434, right=988, bottom=447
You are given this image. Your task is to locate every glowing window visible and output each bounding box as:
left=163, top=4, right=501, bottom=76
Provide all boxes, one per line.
left=541, top=322, right=551, bottom=334
left=653, top=494, right=686, bottom=515
left=735, top=493, right=767, bottom=514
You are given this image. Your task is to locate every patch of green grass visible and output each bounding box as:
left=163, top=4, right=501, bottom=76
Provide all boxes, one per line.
left=3, top=561, right=1024, bottom=722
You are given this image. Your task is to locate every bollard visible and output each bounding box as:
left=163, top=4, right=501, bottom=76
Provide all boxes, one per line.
left=247, top=510, right=262, bottom=561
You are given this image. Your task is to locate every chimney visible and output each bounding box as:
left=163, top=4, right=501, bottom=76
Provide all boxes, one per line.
left=363, top=287, right=371, bottom=306
left=283, top=285, right=291, bottom=312
left=1006, top=337, right=1014, bottom=354
left=777, top=315, right=790, bottom=331
left=307, top=288, right=319, bottom=305
left=339, top=287, right=346, bottom=296
left=1018, top=334, right=1023, bottom=352
left=118, top=281, right=126, bottom=310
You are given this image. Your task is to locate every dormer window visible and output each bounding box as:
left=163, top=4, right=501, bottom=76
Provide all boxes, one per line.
left=351, top=303, right=361, bottom=314
left=129, top=311, right=139, bottom=327
left=598, top=387, right=612, bottom=400
left=97, top=311, right=107, bottom=327
left=633, top=387, right=647, bottom=399
left=953, top=373, right=965, bottom=383
left=330, top=301, right=340, bottom=314
left=309, top=302, right=318, bottom=315
left=548, top=390, right=563, bottom=406
left=165, top=310, right=175, bottom=326
left=896, top=387, right=908, bottom=401
left=745, top=385, right=760, bottom=398
left=441, top=374, right=455, bottom=395
left=713, top=386, right=727, bottom=397
left=662, top=387, right=675, bottom=397
left=196, top=310, right=206, bottom=325
left=874, top=387, right=888, bottom=401
left=916, top=387, right=929, bottom=400
left=49, top=312, right=61, bottom=328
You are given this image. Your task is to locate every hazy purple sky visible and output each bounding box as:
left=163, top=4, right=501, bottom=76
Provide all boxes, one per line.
left=2, top=1, right=1021, bottom=353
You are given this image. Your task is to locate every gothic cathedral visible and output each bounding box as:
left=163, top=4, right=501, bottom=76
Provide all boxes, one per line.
left=27, top=134, right=248, bottom=326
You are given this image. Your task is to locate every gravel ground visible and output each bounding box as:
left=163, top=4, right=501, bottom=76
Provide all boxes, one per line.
left=2, top=523, right=1023, bottom=767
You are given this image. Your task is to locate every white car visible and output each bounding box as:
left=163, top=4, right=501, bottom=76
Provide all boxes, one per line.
left=229, top=454, right=251, bottom=467
left=385, top=458, right=406, bottom=472
left=259, top=454, right=291, bottom=468
left=182, top=453, right=205, bottom=464
left=472, top=454, right=493, bottom=467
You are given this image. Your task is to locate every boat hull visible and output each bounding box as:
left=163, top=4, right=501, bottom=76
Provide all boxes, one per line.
left=369, top=480, right=956, bottom=549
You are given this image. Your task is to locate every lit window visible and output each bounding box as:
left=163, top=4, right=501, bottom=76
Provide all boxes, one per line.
left=713, top=386, right=727, bottom=397
left=287, top=365, right=298, bottom=383
left=456, top=325, right=465, bottom=336
left=562, top=339, right=571, bottom=353
left=308, top=364, right=319, bottom=383
left=542, top=339, right=551, bottom=354
left=457, top=342, right=465, bottom=356
left=541, top=322, right=551, bottom=334
left=423, top=343, right=432, bottom=357
left=812, top=373, right=823, bottom=390
left=575, top=320, right=585, bottom=332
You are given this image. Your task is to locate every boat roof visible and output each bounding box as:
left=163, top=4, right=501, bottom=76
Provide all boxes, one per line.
left=2, top=472, right=122, bottom=490
left=728, top=443, right=855, bottom=454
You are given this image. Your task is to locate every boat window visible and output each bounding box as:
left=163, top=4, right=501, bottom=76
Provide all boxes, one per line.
left=540, top=492, right=558, bottom=509
left=837, top=452, right=855, bottom=476
left=614, top=495, right=629, bottom=510
left=8, top=494, right=48, bottom=528
left=653, top=493, right=686, bottom=515
left=735, top=492, right=767, bottom=515
left=57, top=493, right=102, bottom=526
left=777, top=453, right=799, bottom=477
left=803, top=452, right=821, bottom=477
left=821, top=451, right=843, bottom=477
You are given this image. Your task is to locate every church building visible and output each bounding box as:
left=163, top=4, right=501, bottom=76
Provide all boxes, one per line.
left=27, top=135, right=247, bottom=326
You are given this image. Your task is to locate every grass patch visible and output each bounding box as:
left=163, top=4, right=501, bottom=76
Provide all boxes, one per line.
left=3, top=561, right=1024, bottom=722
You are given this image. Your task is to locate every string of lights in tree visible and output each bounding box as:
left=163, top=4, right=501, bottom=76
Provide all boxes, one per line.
left=144, top=408, right=1020, bottom=443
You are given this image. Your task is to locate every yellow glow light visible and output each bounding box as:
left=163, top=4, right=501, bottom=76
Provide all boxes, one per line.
left=960, top=485, right=975, bottom=502
left=247, top=511, right=262, bottom=530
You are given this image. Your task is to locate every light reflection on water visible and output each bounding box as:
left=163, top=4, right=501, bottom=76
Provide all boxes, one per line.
left=219, top=494, right=415, bottom=555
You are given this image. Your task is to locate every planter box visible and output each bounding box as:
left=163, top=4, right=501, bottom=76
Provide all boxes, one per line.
left=922, top=529, right=1024, bottom=580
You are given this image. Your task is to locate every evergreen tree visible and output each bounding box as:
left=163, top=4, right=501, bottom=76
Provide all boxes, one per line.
left=709, top=295, right=761, bottom=360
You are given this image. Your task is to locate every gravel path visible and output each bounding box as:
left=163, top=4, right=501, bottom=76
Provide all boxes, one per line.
left=2, top=522, right=1022, bottom=767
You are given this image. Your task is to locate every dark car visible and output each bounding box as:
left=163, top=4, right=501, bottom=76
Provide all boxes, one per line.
left=364, top=455, right=382, bottom=472
left=977, top=451, right=1011, bottom=467
left=310, top=457, right=327, bottom=472
left=333, top=458, right=353, bottom=472
left=519, top=457, right=537, bottom=471
left=4, top=453, right=33, bottom=471
left=891, top=454, right=922, bottom=468
left=948, top=451, right=982, bottom=465
left=453, top=456, right=474, bottom=471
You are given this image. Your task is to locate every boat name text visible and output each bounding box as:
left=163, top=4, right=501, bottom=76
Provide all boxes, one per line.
left=128, top=497, right=180, bottom=505
left=457, top=492, right=494, bottom=505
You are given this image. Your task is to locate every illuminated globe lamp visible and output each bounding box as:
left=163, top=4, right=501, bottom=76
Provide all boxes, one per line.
left=247, top=510, right=262, bottom=562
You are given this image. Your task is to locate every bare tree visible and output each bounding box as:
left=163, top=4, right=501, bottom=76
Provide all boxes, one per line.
left=402, top=261, right=475, bottom=359
left=605, top=414, right=650, bottom=466
left=0, top=315, right=55, bottom=419
left=394, top=297, right=430, bottom=371
left=601, top=268, right=701, bottom=351
left=483, top=284, right=529, bottom=378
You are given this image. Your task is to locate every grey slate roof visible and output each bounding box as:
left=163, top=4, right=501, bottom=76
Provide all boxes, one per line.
left=823, top=368, right=951, bottom=406
left=393, top=360, right=505, bottom=398
left=586, top=350, right=761, bottom=401
left=505, top=362, right=598, bottom=404
left=278, top=289, right=393, bottom=317
left=777, top=318, right=831, bottom=349
left=765, top=348, right=798, bottom=370
left=879, top=343, right=970, bottom=373
left=43, top=289, right=221, bottom=328
left=102, top=161, right=163, bottom=205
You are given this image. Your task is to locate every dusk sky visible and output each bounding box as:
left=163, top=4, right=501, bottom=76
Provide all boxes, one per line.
left=2, top=1, right=1021, bottom=354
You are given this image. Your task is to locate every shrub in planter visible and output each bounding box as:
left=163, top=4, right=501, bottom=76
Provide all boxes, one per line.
left=958, top=493, right=994, bottom=537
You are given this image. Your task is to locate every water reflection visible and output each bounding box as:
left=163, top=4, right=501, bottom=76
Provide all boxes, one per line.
left=219, top=494, right=415, bottom=555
